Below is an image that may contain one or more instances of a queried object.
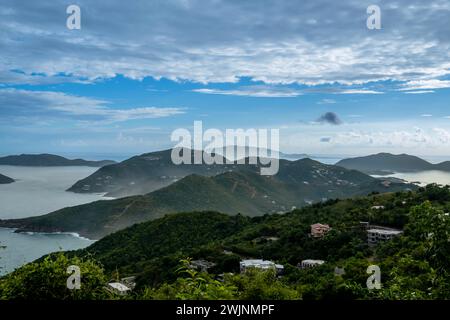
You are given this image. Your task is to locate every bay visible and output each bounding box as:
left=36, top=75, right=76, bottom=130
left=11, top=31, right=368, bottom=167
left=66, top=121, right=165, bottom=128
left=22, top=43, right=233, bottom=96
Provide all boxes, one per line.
left=0, top=166, right=112, bottom=275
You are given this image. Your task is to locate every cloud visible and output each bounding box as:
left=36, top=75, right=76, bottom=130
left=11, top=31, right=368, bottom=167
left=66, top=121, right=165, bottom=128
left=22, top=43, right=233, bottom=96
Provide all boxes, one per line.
left=400, top=80, right=450, bottom=91
left=0, top=0, right=450, bottom=87
left=403, top=90, right=435, bottom=94
left=317, top=99, right=336, bottom=104
left=329, top=127, right=450, bottom=149
left=0, top=88, right=185, bottom=123
left=316, top=112, right=342, bottom=125
left=421, top=114, right=433, bottom=117
left=337, top=89, right=384, bottom=95
left=192, top=86, right=302, bottom=97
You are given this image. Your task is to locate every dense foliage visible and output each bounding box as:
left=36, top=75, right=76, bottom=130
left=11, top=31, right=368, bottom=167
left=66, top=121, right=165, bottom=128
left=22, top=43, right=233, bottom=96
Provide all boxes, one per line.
left=1, top=184, right=450, bottom=300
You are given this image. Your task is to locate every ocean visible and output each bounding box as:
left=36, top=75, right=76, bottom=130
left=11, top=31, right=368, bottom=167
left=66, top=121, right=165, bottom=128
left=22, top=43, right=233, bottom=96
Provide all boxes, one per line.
left=382, top=170, right=450, bottom=186
left=0, top=166, right=111, bottom=275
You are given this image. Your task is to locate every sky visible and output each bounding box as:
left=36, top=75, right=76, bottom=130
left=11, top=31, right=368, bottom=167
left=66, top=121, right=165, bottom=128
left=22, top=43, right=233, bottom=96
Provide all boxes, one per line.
left=1, top=0, right=450, bottom=160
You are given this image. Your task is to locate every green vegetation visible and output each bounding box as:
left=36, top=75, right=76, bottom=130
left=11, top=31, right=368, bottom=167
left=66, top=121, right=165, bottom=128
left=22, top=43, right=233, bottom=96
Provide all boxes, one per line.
left=0, top=254, right=109, bottom=300
left=0, top=155, right=415, bottom=239
left=1, top=184, right=449, bottom=300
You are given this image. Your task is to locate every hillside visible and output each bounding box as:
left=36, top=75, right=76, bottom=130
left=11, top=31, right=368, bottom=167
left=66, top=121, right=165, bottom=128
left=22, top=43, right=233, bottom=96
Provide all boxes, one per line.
left=0, top=158, right=416, bottom=239
left=3, top=185, right=450, bottom=300
left=335, top=153, right=444, bottom=175
left=0, top=154, right=116, bottom=167
left=0, top=173, right=14, bottom=184
left=70, top=184, right=450, bottom=293
left=67, top=149, right=236, bottom=197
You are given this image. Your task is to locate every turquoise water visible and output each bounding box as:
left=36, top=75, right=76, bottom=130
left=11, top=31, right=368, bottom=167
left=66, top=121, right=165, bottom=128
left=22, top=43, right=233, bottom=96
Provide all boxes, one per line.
left=0, top=166, right=111, bottom=275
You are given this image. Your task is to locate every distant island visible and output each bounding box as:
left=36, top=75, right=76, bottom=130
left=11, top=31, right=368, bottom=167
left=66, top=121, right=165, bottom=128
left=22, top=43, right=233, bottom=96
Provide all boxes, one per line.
left=0, top=154, right=116, bottom=167
left=0, top=173, right=14, bottom=184
left=336, top=153, right=450, bottom=175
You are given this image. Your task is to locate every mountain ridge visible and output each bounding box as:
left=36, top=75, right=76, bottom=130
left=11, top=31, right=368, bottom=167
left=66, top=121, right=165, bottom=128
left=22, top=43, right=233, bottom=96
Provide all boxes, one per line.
left=336, top=153, right=450, bottom=175
left=0, top=154, right=116, bottom=167
left=0, top=157, right=416, bottom=239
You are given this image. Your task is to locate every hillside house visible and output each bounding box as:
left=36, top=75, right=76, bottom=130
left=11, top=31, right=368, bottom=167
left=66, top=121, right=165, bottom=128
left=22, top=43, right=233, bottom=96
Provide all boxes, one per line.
left=311, top=223, right=331, bottom=238
left=299, top=259, right=325, bottom=269
left=190, top=259, right=217, bottom=272
left=367, top=227, right=403, bottom=245
left=240, top=259, right=284, bottom=275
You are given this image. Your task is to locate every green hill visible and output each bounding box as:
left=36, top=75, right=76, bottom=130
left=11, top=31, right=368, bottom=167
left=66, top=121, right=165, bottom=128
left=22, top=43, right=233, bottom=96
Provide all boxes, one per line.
left=67, top=149, right=255, bottom=197
left=0, top=154, right=116, bottom=167
left=0, top=158, right=416, bottom=239
left=70, top=184, right=450, bottom=290
left=0, top=173, right=14, bottom=184
left=336, top=153, right=441, bottom=175
left=3, top=185, right=450, bottom=300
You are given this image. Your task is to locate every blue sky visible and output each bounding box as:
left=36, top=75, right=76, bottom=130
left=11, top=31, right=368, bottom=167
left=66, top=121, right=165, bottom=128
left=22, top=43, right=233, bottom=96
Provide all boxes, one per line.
left=1, top=0, right=450, bottom=160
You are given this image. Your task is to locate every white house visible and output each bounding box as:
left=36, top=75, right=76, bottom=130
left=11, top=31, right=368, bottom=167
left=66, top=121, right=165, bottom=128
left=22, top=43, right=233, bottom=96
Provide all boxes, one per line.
left=299, top=259, right=325, bottom=269
left=367, top=228, right=403, bottom=245
left=240, top=259, right=284, bottom=274
left=107, top=282, right=131, bottom=296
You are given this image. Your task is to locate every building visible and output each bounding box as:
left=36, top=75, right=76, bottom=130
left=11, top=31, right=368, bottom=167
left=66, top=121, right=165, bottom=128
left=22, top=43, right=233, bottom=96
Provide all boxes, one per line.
left=334, top=267, right=346, bottom=276
left=299, top=259, right=325, bottom=269
left=310, top=223, right=331, bottom=238
left=120, top=276, right=136, bottom=290
left=190, top=259, right=217, bottom=272
left=367, top=228, right=403, bottom=245
left=240, top=259, right=284, bottom=275
left=371, top=205, right=385, bottom=210
left=107, top=282, right=131, bottom=296
left=359, top=221, right=370, bottom=230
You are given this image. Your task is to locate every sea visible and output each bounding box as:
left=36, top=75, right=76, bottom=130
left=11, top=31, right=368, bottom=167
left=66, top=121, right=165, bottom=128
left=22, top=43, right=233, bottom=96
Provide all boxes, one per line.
left=0, top=166, right=112, bottom=275
left=379, top=171, right=450, bottom=187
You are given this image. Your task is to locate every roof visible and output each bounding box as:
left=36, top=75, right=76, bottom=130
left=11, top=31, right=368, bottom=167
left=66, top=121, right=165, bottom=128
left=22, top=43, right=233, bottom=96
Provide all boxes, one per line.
left=311, top=223, right=329, bottom=227
left=240, top=259, right=283, bottom=269
left=367, top=228, right=403, bottom=235
left=108, top=282, right=131, bottom=292
left=301, top=259, right=325, bottom=265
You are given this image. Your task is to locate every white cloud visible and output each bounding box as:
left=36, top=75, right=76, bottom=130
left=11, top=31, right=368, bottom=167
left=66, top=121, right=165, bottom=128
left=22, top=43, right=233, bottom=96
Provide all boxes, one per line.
left=400, top=80, right=450, bottom=91
left=317, top=99, right=336, bottom=104
left=279, top=120, right=450, bottom=156
left=192, top=86, right=302, bottom=97
left=404, top=90, right=435, bottom=94
left=0, top=1, right=449, bottom=87
left=337, top=89, right=384, bottom=95
left=0, top=88, right=185, bottom=123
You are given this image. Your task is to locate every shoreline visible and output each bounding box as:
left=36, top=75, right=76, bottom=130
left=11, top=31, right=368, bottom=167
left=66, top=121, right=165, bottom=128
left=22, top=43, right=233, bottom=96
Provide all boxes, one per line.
left=0, top=227, right=96, bottom=242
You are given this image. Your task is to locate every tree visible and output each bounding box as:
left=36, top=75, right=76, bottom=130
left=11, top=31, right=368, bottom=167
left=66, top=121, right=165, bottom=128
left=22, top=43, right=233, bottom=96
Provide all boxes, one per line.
left=141, top=259, right=237, bottom=300
left=0, top=253, right=108, bottom=300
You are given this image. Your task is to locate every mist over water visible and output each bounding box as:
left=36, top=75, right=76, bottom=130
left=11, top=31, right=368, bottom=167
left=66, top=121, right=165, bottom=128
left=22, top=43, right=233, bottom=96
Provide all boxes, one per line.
left=0, top=166, right=111, bottom=275
left=0, top=166, right=112, bottom=219
left=386, top=171, right=450, bottom=186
